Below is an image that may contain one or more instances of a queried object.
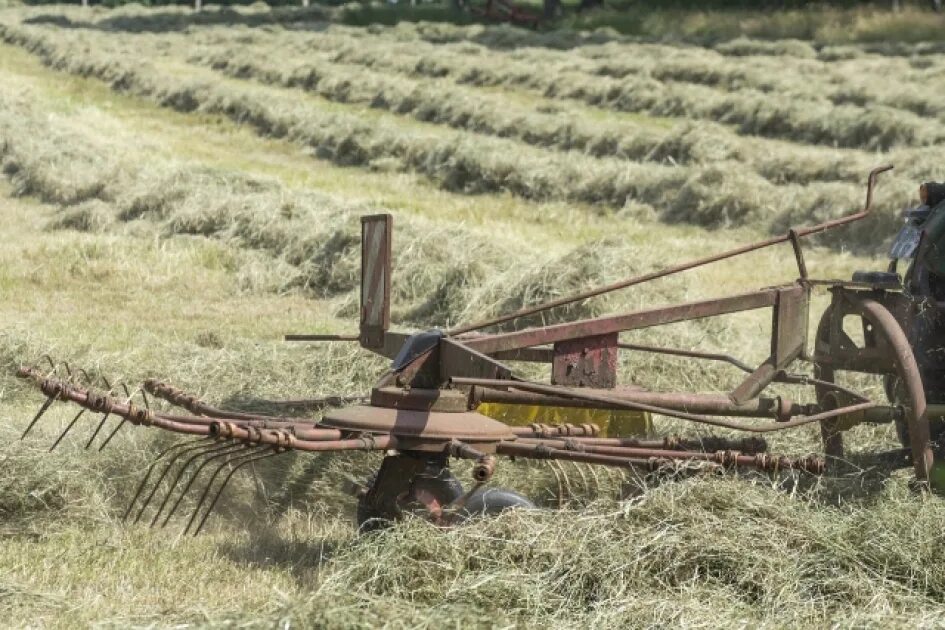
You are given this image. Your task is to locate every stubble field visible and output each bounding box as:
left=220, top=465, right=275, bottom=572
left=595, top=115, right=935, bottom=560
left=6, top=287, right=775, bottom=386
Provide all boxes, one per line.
left=1, top=4, right=945, bottom=627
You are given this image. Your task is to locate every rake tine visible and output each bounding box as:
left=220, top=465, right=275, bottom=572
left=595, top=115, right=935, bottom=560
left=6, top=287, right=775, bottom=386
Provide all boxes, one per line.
left=85, top=376, right=114, bottom=449
left=85, top=413, right=112, bottom=449
left=40, top=355, right=56, bottom=373
left=133, top=441, right=242, bottom=525
left=192, top=448, right=283, bottom=537
left=150, top=442, right=250, bottom=528
left=40, top=356, right=70, bottom=381
left=48, top=408, right=86, bottom=452
left=547, top=459, right=565, bottom=508
left=122, top=437, right=211, bottom=522
left=570, top=461, right=591, bottom=497
left=181, top=446, right=268, bottom=537
left=74, top=368, right=93, bottom=386
left=24, top=359, right=93, bottom=445
left=97, top=418, right=127, bottom=451
left=585, top=462, right=603, bottom=495
left=20, top=394, right=58, bottom=440
left=98, top=384, right=138, bottom=451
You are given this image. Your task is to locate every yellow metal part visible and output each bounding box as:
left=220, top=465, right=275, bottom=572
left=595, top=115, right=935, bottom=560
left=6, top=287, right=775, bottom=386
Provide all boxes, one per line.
left=477, top=403, right=652, bottom=437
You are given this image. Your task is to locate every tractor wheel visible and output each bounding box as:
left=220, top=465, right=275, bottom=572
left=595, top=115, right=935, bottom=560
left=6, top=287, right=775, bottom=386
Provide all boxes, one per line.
left=459, top=487, right=535, bottom=518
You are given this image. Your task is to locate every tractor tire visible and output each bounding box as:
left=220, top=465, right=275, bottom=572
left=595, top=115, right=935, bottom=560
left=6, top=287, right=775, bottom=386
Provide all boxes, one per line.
left=460, top=487, right=535, bottom=518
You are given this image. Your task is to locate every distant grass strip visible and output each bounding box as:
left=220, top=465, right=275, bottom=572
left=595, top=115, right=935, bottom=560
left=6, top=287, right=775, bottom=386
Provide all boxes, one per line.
left=0, top=22, right=920, bottom=250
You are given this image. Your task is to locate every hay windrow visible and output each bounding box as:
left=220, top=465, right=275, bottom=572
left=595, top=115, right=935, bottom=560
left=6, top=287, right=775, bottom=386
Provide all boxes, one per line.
left=0, top=83, right=697, bottom=333
left=1, top=6, right=943, bottom=627
left=0, top=22, right=921, bottom=250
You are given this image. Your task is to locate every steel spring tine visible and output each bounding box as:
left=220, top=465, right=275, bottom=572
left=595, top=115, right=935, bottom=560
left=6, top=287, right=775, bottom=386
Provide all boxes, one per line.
left=192, top=448, right=283, bottom=537
left=97, top=419, right=127, bottom=452
left=47, top=366, right=100, bottom=450
left=122, top=436, right=212, bottom=522
left=60, top=361, right=74, bottom=381
left=20, top=395, right=58, bottom=440
left=74, top=368, right=93, bottom=387
left=585, top=461, right=602, bottom=496
left=181, top=446, right=268, bottom=537
left=40, top=355, right=56, bottom=373
left=97, top=383, right=138, bottom=451
left=150, top=442, right=249, bottom=528
left=86, top=413, right=112, bottom=449
left=547, top=459, right=565, bottom=509
left=569, top=461, right=590, bottom=498
left=40, top=356, right=68, bottom=381
left=19, top=358, right=74, bottom=441
left=48, top=408, right=86, bottom=452
left=85, top=376, right=115, bottom=449
left=134, top=441, right=243, bottom=525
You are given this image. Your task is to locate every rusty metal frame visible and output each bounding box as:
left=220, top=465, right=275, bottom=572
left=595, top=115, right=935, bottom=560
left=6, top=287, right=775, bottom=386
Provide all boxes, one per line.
left=19, top=163, right=945, bottom=535
left=359, top=213, right=393, bottom=349
left=464, top=288, right=781, bottom=355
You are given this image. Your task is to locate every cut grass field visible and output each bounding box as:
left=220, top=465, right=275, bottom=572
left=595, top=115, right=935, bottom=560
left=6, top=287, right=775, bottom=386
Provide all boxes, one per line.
left=1, top=4, right=944, bottom=628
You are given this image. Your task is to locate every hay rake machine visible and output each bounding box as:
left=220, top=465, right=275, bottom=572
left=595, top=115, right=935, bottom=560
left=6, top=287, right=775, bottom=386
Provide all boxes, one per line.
left=15, top=165, right=945, bottom=533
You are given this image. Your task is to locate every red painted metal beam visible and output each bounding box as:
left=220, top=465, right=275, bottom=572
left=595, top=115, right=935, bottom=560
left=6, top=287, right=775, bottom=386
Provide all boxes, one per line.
left=465, top=289, right=779, bottom=355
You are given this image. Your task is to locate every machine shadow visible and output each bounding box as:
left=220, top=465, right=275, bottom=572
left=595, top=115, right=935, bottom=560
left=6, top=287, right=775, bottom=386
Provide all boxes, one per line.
left=787, top=448, right=914, bottom=507
left=216, top=527, right=344, bottom=583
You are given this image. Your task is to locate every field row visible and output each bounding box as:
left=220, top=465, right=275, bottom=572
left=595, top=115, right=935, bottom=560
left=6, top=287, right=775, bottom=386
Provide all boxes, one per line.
left=1, top=22, right=924, bottom=252
left=319, top=32, right=942, bottom=151
left=1, top=35, right=884, bottom=403
left=4, top=8, right=943, bottom=627
left=389, top=22, right=945, bottom=125
left=386, top=18, right=945, bottom=58
left=14, top=6, right=945, bottom=150
left=0, top=71, right=714, bottom=354
left=151, top=21, right=942, bottom=152
left=195, top=42, right=886, bottom=187
left=92, top=15, right=945, bottom=150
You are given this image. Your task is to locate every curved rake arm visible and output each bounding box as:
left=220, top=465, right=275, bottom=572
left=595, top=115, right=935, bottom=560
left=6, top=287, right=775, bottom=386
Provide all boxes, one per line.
left=446, top=165, right=893, bottom=337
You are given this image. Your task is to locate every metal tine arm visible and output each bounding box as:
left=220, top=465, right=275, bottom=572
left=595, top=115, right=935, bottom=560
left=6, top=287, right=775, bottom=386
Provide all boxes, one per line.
left=17, top=370, right=354, bottom=440
left=181, top=447, right=273, bottom=536
left=150, top=442, right=252, bottom=527
left=191, top=448, right=285, bottom=536
left=122, top=437, right=211, bottom=521
left=127, top=440, right=233, bottom=523
left=47, top=367, right=100, bottom=452
left=19, top=357, right=72, bottom=440
left=98, top=383, right=140, bottom=451
left=133, top=441, right=245, bottom=525
left=144, top=379, right=316, bottom=423
left=85, top=376, right=115, bottom=449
